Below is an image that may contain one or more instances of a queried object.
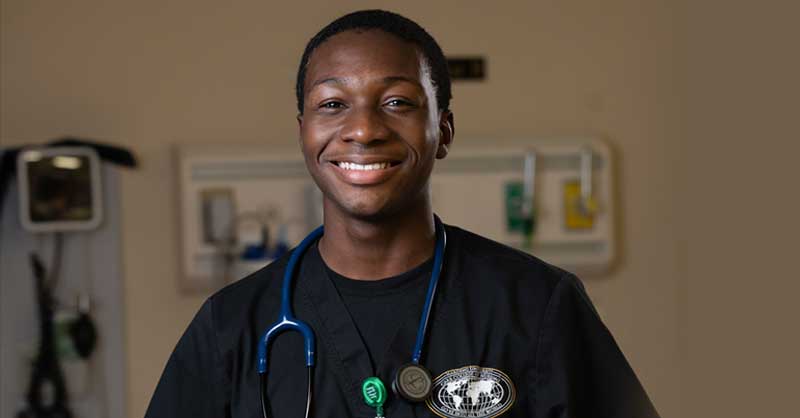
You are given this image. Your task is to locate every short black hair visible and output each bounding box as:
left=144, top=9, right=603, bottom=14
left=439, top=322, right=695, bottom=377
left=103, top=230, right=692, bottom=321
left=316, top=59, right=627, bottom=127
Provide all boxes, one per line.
left=295, top=9, right=451, bottom=114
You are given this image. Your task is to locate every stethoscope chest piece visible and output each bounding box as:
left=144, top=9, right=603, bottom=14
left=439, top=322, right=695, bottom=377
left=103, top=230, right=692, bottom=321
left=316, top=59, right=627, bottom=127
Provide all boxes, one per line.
left=392, top=363, right=433, bottom=402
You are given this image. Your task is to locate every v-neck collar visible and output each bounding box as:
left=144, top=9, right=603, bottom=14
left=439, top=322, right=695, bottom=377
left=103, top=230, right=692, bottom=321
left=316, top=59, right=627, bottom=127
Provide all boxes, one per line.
left=295, top=244, right=374, bottom=414
left=293, top=226, right=464, bottom=416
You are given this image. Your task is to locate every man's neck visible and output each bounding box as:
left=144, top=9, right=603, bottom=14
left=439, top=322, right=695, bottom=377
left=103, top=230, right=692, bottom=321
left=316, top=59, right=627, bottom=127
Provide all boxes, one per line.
left=318, top=205, right=436, bottom=281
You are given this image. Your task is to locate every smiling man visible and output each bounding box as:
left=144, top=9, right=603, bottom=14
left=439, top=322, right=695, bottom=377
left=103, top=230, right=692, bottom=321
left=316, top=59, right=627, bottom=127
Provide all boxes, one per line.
left=299, top=26, right=452, bottom=280
left=146, top=10, right=659, bottom=418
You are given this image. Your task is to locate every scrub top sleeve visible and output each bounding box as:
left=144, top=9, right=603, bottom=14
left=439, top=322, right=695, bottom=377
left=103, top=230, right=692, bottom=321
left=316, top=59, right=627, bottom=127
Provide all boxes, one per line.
left=144, top=297, right=230, bottom=418
left=531, top=274, right=659, bottom=418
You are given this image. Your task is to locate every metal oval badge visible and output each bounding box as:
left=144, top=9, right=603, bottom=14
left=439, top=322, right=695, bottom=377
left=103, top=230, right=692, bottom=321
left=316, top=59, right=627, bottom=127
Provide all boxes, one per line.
left=426, top=365, right=516, bottom=418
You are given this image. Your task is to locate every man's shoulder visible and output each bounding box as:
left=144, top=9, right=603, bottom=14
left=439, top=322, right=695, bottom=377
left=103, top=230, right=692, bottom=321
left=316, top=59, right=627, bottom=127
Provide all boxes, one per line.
left=202, top=252, right=290, bottom=330
left=446, top=223, right=571, bottom=274
left=445, top=223, right=575, bottom=290
left=214, top=254, right=288, bottom=299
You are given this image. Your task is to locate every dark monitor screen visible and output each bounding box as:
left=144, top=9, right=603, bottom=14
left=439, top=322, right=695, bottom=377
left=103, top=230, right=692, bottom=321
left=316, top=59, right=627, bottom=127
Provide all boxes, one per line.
left=25, top=154, right=94, bottom=223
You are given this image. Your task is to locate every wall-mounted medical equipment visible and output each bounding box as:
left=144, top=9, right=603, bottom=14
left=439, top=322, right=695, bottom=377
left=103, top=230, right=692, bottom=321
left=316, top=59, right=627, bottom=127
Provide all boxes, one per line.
left=1, top=138, right=136, bottom=418
left=1, top=137, right=137, bottom=230
left=177, top=146, right=323, bottom=291
left=16, top=147, right=103, bottom=232
left=20, top=248, right=75, bottom=418
left=177, top=138, right=615, bottom=291
left=431, top=138, right=614, bottom=274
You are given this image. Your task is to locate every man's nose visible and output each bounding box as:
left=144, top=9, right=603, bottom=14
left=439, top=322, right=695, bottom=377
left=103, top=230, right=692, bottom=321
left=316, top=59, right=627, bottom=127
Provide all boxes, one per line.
left=339, top=106, right=390, bottom=146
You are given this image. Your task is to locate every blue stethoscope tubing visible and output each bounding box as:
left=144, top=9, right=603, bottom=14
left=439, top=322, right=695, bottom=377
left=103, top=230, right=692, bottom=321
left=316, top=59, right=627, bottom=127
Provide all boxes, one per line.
left=412, top=219, right=446, bottom=364
left=257, top=225, right=323, bottom=374
left=256, top=218, right=446, bottom=417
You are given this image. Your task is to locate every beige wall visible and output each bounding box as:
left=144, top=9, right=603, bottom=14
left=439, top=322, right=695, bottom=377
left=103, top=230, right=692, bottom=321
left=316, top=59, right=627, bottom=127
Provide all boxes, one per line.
left=2, top=1, right=686, bottom=416
left=683, top=2, right=800, bottom=417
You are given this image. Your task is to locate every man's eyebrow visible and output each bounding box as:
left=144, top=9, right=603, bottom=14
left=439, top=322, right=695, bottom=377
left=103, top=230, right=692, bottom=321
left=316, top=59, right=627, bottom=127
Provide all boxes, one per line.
left=310, top=77, right=345, bottom=89
left=382, top=76, right=423, bottom=89
left=309, top=76, right=424, bottom=90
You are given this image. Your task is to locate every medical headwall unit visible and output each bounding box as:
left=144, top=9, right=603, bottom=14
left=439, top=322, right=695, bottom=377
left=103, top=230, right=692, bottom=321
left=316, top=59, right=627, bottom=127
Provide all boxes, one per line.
left=177, top=138, right=615, bottom=291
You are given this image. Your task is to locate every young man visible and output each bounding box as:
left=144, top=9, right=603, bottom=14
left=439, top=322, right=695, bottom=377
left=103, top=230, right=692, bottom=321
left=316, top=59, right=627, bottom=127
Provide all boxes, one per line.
left=146, top=10, right=659, bottom=418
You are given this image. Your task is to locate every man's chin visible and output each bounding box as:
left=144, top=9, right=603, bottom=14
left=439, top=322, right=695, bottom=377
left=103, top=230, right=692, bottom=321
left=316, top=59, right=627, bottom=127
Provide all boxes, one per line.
left=327, top=198, right=400, bottom=223
left=321, top=187, right=429, bottom=224
left=342, top=204, right=396, bottom=223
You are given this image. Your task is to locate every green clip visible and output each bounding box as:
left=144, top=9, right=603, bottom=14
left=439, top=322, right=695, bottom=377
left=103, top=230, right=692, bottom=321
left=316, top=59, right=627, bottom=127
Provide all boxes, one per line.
left=361, top=376, right=387, bottom=417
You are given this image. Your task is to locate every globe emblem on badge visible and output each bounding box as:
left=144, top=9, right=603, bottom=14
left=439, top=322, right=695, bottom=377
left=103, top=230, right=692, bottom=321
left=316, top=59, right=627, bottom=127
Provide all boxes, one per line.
left=426, top=366, right=515, bottom=418
left=437, top=379, right=504, bottom=412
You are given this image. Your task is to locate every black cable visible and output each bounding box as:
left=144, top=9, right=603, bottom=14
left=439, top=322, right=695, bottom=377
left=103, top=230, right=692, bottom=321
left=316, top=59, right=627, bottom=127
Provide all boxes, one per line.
left=305, top=367, right=313, bottom=418
left=17, top=235, right=70, bottom=418
left=0, top=148, right=16, bottom=224
left=47, top=232, right=63, bottom=291
left=260, top=374, right=271, bottom=418
left=24, top=253, right=72, bottom=418
left=259, top=367, right=314, bottom=418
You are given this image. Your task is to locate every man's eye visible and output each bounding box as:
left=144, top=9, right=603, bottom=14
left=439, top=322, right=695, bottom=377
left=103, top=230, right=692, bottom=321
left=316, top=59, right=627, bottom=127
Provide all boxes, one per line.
left=320, top=101, right=345, bottom=110
left=385, top=99, right=414, bottom=108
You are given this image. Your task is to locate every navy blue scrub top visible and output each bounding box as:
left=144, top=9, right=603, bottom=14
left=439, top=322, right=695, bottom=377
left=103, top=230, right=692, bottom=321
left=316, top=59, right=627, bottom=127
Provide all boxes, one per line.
left=145, top=225, right=659, bottom=418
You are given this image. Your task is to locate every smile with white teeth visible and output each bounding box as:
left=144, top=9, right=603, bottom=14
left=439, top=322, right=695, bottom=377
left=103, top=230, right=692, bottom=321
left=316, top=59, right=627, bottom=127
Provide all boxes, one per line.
left=336, top=161, right=391, bottom=171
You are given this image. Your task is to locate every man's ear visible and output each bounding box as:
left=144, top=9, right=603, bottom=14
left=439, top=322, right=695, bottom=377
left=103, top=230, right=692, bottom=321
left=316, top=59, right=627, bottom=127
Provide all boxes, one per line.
left=296, top=114, right=304, bottom=143
left=436, top=110, right=455, bottom=159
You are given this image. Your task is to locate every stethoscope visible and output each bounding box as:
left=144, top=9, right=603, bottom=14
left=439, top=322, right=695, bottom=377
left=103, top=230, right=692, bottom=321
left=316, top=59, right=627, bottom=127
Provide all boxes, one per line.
left=257, top=218, right=447, bottom=418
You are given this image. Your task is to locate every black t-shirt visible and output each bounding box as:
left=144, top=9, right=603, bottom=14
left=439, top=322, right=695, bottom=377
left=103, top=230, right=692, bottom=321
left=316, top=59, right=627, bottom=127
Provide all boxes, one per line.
left=324, top=252, right=433, bottom=372
left=145, top=225, right=659, bottom=418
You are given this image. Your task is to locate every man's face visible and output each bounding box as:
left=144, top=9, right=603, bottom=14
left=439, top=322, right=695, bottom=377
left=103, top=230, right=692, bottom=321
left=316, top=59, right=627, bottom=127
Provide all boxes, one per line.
left=299, top=29, right=453, bottom=221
